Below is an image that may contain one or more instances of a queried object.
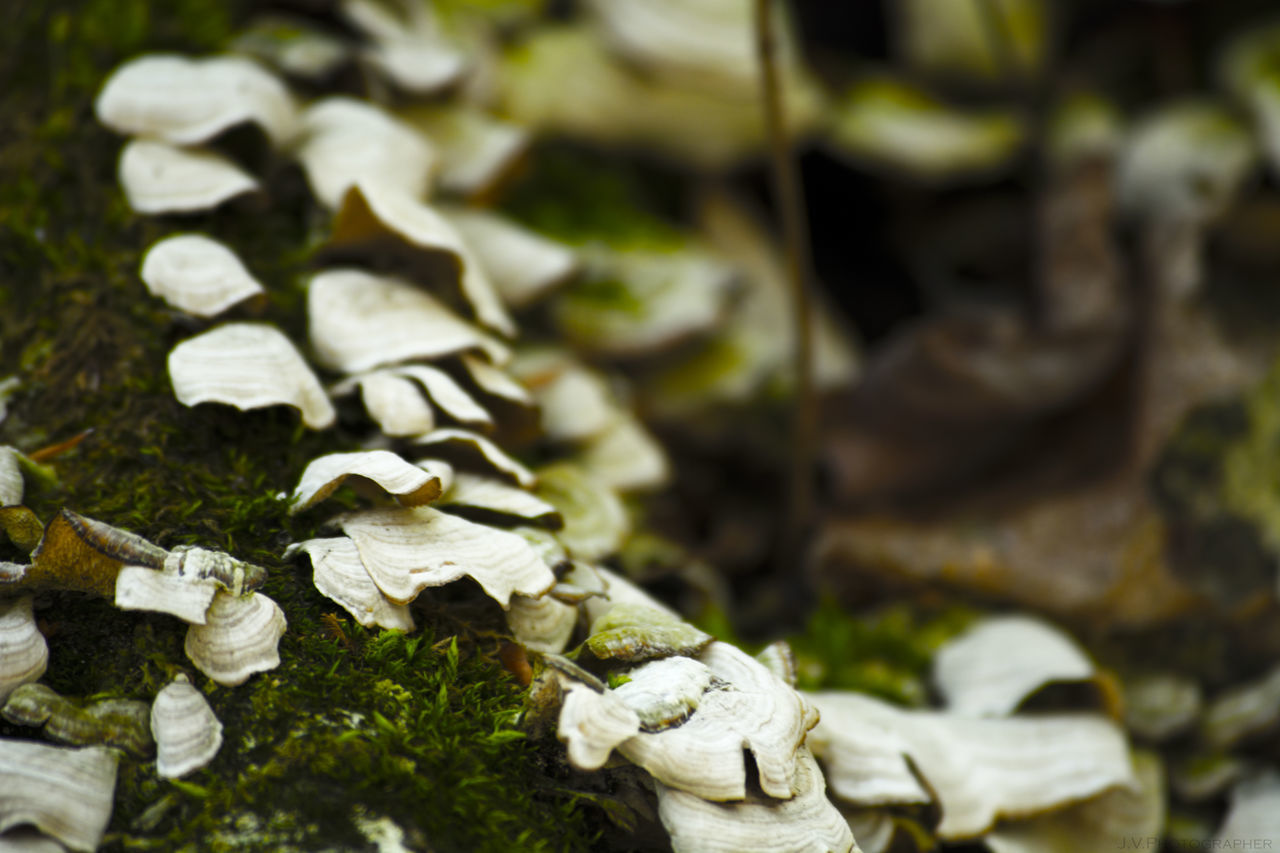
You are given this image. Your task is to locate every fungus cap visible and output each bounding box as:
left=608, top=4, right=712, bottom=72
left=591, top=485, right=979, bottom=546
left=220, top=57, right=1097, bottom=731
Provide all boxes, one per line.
left=0, top=597, right=47, bottom=704
left=140, top=234, right=265, bottom=318
left=335, top=505, right=555, bottom=607
left=96, top=53, right=297, bottom=146
left=168, top=322, right=336, bottom=429
left=327, top=183, right=514, bottom=337
left=442, top=473, right=561, bottom=528
left=442, top=208, right=578, bottom=310
left=654, top=747, right=857, bottom=853
left=0, top=740, right=118, bottom=853
left=506, top=593, right=577, bottom=654
left=617, top=641, right=819, bottom=802
left=410, top=427, right=535, bottom=488
left=287, top=536, right=414, bottom=632
left=931, top=615, right=1097, bottom=717
left=289, top=450, right=448, bottom=514
left=307, top=269, right=508, bottom=374
left=151, top=674, right=224, bottom=779
left=119, top=140, right=258, bottom=215
left=298, top=97, right=437, bottom=210
left=805, top=691, right=1138, bottom=839
left=184, top=591, right=287, bottom=686
left=114, top=565, right=221, bottom=624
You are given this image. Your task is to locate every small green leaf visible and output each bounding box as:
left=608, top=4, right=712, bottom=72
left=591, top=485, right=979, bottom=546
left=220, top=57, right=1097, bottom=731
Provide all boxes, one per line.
left=168, top=779, right=210, bottom=798
left=372, top=711, right=398, bottom=736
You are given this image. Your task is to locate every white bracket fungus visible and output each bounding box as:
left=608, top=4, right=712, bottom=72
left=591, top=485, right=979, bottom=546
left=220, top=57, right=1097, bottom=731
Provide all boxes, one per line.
left=19, top=510, right=168, bottom=599
left=414, top=459, right=457, bottom=495
left=114, top=565, right=221, bottom=624
left=0, top=597, right=47, bottom=703
left=289, top=450, right=448, bottom=514
left=0, top=446, right=25, bottom=507
left=397, top=105, right=530, bottom=199
left=330, top=371, right=438, bottom=437
left=552, top=561, right=609, bottom=606
left=163, top=545, right=266, bottom=597
left=1116, top=102, right=1257, bottom=224
left=533, top=463, right=627, bottom=560
left=654, top=748, right=857, bottom=853
left=618, top=642, right=820, bottom=802
left=286, top=536, right=415, bottom=632
left=1123, top=673, right=1203, bottom=742
left=0, top=740, right=118, bottom=853
left=327, top=183, right=515, bottom=337
left=985, top=750, right=1164, bottom=853
left=335, top=505, right=555, bottom=606
left=385, top=365, right=493, bottom=429
left=297, top=97, right=437, bottom=210
left=307, top=269, right=508, bottom=374
left=555, top=248, right=735, bottom=359
left=168, top=322, right=336, bottom=429
left=1215, top=771, right=1280, bottom=845
left=119, top=140, right=259, bottom=215
left=805, top=692, right=1138, bottom=840
left=556, top=680, right=641, bottom=771
left=612, top=656, right=712, bottom=731
left=330, top=365, right=496, bottom=435
left=509, top=349, right=618, bottom=443
left=442, top=473, right=561, bottom=528
left=586, top=0, right=793, bottom=93
left=139, top=233, right=266, bottom=318
left=931, top=615, right=1097, bottom=717
left=151, top=674, right=224, bottom=779
left=577, top=414, right=671, bottom=492
left=96, top=53, right=298, bottom=146
left=184, top=591, right=287, bottom=686
left=0, top=448, right=38, bottom=552
left=893, top=0, right=1046, bottom=84
left=509, top=526, right=570, bottom=573
left=410, top=428, right=535, bottom=488
left=498, top=26, right=818, bottom=170
left=506, top=593, right=578, bottom=654
left=581, top=566, right=680, bottom=624
left=1202, top=662, right=1280, bottom=749
left=442, top=207, right=578, bottom=310
left=341, top=0, right=468, bottom=96
left=825, top=77, right=1025, bottom=182
left=459, top=354, right=533, bottom=408
left=232, top=16, right=350, bottom=81
left=799, top=695, right=933, bottom=810
left=755, top=641, right=799, bottom=689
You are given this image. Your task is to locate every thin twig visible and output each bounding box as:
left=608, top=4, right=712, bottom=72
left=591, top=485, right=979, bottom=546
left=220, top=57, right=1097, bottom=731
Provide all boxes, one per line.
left=975, top=0, right=1051, bottom=329
left=755, top=0, right=817, bottom=563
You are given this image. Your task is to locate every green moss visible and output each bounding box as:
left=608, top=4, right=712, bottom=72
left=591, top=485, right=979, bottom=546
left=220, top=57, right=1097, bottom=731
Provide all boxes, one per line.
left=0, top=2, right=605, bottom=850
left=499, top=146, right=685, bottom=250
left=693, top=597, right=974, bottom=707
left=557, top=277, right=648, bottom=316
left=1150, top=362, right=1280, bottom=605
left=783, top=598, right=976, bottom=707
left=107, top=620, right=596, bottom=851
left=1222, top=362, right=1280, bottom=551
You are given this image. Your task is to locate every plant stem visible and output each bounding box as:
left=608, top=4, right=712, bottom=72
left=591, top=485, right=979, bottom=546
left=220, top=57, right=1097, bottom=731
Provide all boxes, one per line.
left=755, top=0, right=817, bottom=563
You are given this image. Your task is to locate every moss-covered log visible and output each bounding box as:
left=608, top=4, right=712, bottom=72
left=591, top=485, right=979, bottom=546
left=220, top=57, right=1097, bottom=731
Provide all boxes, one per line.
left=0, top=2, right=605, bottom=849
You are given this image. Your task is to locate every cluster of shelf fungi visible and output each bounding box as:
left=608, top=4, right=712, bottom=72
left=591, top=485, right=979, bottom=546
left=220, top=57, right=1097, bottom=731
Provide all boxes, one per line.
left=4, top=0, right=1280, bottom=850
